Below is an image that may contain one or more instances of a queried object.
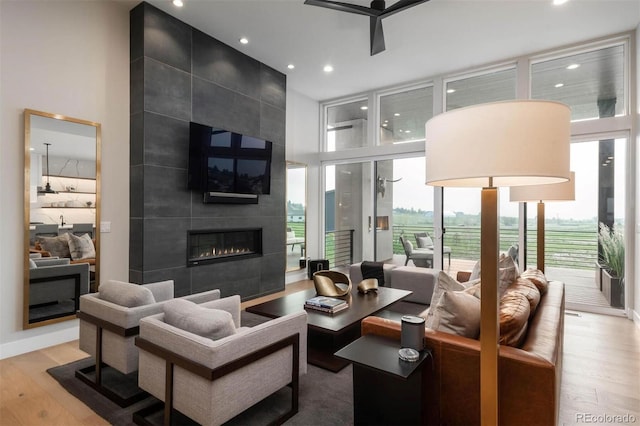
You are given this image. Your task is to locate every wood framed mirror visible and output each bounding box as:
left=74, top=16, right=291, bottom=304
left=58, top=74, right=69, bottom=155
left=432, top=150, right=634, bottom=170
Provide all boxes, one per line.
left=286, top=161, right=307, bottom=271
left=23, top=109, right=101, bottom=329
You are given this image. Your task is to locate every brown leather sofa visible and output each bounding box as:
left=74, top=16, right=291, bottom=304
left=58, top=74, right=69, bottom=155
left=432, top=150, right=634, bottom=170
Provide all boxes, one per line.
left=362, top=280, right=565, bottom=426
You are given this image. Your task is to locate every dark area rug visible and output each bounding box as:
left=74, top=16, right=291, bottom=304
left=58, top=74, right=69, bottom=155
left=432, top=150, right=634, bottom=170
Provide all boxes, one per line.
left=47, top=311, right=355, bottom=425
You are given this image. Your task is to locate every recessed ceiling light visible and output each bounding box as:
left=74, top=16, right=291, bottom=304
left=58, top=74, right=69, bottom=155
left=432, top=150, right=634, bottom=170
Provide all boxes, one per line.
left=405, top=130, right=411, bottom=133
left=173, top=0, right=183, bottom=6
left=394, top=113, right=400, bottom=117
left=555, top=83, right=564, bottom=88
left=323, top=65, right=334, bottom=73
left=553, top=0, right=569, bottom=5
left=287, top=64, right=295, bottom=70
left=239, top=37, right=249, bottom=45
left=384, top=120, right=388, bottom=123
left=360, top=106, right=368, bottom=110
left=29, top=147, right=35, bottom=151
left=399, top=129, right=403, bottom=133
left=566, top=63, right=580, bottom=70
left=607, top=156, right=614, bottom=159
left=382, top=123, right=387, bottom=127
left=446, top=89, right=456, bottom=94
left=327, top=125, right=334, bottom=130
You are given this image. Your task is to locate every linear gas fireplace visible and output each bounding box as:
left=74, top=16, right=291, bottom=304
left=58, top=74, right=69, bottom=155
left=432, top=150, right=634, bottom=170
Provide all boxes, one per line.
left=187, top=228, right=262, bottom=267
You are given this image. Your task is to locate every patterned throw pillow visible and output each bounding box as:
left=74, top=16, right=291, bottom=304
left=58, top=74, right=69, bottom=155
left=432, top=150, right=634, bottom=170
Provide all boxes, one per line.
left=68, top=233, right=96, bottom=260
left=37, top=233, right=71, bottom=258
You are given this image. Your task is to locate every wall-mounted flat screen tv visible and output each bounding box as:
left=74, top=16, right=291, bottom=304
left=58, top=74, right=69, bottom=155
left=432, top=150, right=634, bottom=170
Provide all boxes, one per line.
left=188, top=122, right=272, bottom=200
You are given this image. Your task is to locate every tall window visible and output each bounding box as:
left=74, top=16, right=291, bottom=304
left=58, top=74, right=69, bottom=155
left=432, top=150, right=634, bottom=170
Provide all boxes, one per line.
left=531, top=44, right=626, bottom=121
left=326, top=99, right=369, bottom=152
left=445, top=67, right=516, bottom=111
left=379, top=86, right=433, bottom=145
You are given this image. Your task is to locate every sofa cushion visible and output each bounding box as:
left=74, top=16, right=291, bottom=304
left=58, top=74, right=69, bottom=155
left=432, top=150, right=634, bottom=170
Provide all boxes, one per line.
left=163, top=299, right=236, bottom=341
left=521, top=268, right=549, bottom=295
left=499, top=292, right=530, bottom=347
left=36, top=234, right=71, bottom=258
left=68, top=233, right=96, bottom=260
left=504, top=277, right=540, bottom=318
left=431, top=290, right=481, bottom=338
left=99, top=280, right=156, bottom=307
left=29, top=258, right=38, bottom=269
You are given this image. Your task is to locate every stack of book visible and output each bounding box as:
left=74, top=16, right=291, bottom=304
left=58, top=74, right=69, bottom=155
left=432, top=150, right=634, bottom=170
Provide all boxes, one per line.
left=304, top=296, right=348, bottom=314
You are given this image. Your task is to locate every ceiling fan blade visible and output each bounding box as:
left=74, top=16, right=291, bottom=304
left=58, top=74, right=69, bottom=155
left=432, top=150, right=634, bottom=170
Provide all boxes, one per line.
left=304, top=0, right=381, bottom=17
left=380, top=0, right=430, bottom=18
left=370, top=17, right=385, bottom=56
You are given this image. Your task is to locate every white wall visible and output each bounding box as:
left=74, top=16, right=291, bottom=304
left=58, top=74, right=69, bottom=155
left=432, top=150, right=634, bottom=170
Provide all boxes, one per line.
left=0, top=1, right=131, bottom=358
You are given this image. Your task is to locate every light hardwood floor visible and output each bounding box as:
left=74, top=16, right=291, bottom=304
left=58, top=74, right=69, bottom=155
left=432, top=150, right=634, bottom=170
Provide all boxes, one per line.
left=1, top=281, right=638, bottom=425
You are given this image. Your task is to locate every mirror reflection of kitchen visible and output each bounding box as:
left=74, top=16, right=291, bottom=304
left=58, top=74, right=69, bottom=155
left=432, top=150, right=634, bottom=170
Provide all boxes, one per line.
left=26, top=109, right=100, bottom=327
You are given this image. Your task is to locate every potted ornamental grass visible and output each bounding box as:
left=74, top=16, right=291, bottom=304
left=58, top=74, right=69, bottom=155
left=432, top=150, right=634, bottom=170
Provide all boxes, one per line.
left=598, top=222, right=625, bottom=308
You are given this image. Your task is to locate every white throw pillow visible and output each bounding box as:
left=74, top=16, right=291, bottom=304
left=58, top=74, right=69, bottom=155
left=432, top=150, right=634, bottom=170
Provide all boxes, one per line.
left=466, top=255, right=518, bottom=298
left=425, top=272, right=466, bottom=328
left=68, top=233, right=96, bottom=260
left=164, top=299, right=236, bottom=341
left=430, top=290, right=481, bottom=338
left=99, top=280, right=156, bottom=307
left=416, top=236, right=433, bottom=248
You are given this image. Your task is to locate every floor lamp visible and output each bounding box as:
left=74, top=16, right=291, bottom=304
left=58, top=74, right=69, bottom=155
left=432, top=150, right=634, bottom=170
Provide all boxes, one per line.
left=510, top=171, right=575, bottom=273
left=425, top=100, right=571, bottom=425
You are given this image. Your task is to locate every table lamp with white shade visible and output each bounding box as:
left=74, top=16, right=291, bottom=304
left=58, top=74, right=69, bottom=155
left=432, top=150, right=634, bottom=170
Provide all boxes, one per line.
left=425, top=100, right=571, bottom=425
left=510, top=171, right=575, bottom=273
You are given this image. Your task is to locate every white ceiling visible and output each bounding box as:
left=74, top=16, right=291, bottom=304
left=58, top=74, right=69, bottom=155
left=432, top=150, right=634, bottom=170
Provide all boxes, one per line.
left=145, top=0, right=640, bottom=102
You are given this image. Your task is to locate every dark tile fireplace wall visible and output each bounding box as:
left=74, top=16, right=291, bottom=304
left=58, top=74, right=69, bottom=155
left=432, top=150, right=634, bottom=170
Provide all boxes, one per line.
left=129, top=2, right=286, bottom=299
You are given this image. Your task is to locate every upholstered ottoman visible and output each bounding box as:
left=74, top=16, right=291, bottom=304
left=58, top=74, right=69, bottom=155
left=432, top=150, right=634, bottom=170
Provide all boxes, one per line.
left=390, top=266, right=437, bottom=305
left=349, top=262, right=397, bottom=287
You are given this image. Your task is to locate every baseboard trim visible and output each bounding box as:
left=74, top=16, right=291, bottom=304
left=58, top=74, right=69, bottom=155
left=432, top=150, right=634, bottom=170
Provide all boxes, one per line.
left=0, top=323, right=79, bottom=360
left=633, top=309, right=640, bottom=330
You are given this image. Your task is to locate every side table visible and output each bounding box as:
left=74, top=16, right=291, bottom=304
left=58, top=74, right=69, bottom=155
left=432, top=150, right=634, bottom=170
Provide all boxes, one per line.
left=335, top=334, right=432, bottom=425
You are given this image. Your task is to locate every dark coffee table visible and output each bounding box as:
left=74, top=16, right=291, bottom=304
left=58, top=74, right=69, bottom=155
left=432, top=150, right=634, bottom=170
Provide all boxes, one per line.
left=246, top=287, right=411, bottom=372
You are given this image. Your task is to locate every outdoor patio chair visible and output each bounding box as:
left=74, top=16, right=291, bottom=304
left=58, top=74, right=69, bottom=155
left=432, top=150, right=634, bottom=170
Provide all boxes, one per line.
left=399, top=235, right=433, bottom=268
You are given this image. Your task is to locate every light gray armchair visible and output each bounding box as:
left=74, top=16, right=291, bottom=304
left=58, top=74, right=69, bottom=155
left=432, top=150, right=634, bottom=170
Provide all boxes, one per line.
left=28, top=257, right=90, bottom=324
left=135, top=295, right=308, bottom=425
left=77, top=280, right=221, bottom=406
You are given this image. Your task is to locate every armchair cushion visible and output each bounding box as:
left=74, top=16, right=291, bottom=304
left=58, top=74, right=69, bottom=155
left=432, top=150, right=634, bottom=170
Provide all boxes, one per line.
left=164, top=299, right=236, bottom=341
left=99, top=280, right=156, bottom=307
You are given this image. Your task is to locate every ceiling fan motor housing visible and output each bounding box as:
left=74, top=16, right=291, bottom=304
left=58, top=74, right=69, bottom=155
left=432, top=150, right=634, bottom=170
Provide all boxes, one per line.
left=371, top=0, right=386, bottom=11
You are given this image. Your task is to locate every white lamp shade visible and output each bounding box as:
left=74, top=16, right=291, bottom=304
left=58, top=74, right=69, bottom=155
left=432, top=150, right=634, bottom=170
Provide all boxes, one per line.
left=425, top=100, right=571, bottom=188
left=510, top=171, right=575, bottom=202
